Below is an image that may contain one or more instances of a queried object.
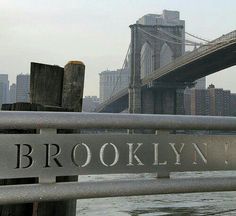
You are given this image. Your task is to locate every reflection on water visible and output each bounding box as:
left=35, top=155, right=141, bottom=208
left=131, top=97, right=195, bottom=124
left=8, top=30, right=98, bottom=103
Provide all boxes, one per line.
left=77, top=172, right=236, bottom=215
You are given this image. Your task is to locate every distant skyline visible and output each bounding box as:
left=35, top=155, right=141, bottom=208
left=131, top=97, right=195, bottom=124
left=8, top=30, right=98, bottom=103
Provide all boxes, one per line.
left=0, top=0, right=235, bottom=96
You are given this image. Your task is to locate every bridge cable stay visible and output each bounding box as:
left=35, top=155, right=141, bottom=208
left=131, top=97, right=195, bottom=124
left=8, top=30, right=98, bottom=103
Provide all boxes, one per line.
left=157, top=27, right=206, bottom=46
left=157, top=27, right=210, bottom=43
left=138, top=26, right=197, bottom=45
left=139, top=27, right=186, bottom=45
left=158, top=28, right=184, bottom=42
left=185, top=31, right=210, bottom=43
left=138, top=25, right=227, bottom=47
left=141, top=26, right=232, bottom=47
left=159, top=28, right=235, bottom=46
left=157, top=28, right=189, bottom=42
left=140, top=26, right=203, bottom=46
left=108, top=43, right=131, bottom=100
left=138, top=27, right=201, bottom=46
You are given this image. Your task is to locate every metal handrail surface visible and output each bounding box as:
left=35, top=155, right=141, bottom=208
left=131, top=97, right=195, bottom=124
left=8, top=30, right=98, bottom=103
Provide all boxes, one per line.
left=0, top=177, right=236, bottom=204
left=0, top=111, right=235, bottom=130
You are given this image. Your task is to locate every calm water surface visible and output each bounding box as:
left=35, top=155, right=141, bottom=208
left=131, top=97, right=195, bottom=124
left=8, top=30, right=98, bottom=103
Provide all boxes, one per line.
left=76, top=171, right=236, bottom=215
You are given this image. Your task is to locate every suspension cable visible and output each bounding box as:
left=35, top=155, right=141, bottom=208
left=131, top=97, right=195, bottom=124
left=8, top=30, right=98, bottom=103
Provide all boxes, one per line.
left=108, top=43, right=131, bottom=99
left=157, top=27, right=210, bottom=44
left=157, top=27, right=204, bottom=45
left=139, top=27, right=201, bottom=46
left=185, top=31, right=210, bottom=43
left=157, top=27, right=183, bottom=41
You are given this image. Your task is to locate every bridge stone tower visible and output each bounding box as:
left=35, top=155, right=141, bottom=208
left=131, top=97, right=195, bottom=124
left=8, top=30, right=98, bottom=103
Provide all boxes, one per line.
left=129, top=10, right=186, bottom=114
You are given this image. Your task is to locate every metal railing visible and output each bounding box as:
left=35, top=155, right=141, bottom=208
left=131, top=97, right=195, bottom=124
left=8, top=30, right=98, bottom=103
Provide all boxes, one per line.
left=0, top=111, right=236, bottom=204
left=0, top=111, right=235, bottom=130
left=2, top=177, right=236, bottom=204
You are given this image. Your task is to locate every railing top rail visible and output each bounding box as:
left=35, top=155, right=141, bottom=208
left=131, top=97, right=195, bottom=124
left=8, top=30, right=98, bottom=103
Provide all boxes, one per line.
left=0, top=111, right=236, bottom=130
left=1, top=177, right=236, bottom=204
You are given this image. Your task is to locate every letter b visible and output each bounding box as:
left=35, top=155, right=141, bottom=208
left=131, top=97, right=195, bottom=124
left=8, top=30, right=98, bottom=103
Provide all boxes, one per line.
left=15, top=144, right=34, bottom=169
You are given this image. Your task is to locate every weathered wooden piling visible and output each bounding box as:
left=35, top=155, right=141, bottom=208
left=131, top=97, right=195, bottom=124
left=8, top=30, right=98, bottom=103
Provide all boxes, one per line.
left=62, top=61, right=85, bottom=112
left=30, top=62, right=64, bottom=106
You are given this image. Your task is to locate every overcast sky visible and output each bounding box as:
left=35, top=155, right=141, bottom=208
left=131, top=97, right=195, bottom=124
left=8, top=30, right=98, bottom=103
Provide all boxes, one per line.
left=0, top=0, right=235, bottom=96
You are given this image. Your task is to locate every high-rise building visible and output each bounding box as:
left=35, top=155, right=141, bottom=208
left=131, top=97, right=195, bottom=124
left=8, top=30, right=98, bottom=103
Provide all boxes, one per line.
left=82, top=96, right=100, bottom=112
left=138, top=10, right=185, bottom=27
left=99, top=68, right=130, bottom=103
left=186, top=84, right=231, bottom=116
left=16, top=74, right=30, bottom=103
left=0, top=74, right=9, bottom=106
left=190, top=88, right=209, bottom=115
left=208, top=84, right=230, bottom=116
left=230, top=93, right=236, bottom=116
left=9, top=83, right=16, bottom=103
left=184, top=77, right=206, bottom=114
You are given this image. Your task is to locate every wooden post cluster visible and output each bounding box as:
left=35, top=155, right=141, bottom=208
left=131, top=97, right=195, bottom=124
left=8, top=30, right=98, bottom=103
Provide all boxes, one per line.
left=0, top=61, right=85, bottom=216
left=30, top=61, right=85, bottom=111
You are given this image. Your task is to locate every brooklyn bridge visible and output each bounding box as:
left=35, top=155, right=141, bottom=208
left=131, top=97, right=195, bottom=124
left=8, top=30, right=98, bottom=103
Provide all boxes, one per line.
left=96, top=13, right=236, bottom=114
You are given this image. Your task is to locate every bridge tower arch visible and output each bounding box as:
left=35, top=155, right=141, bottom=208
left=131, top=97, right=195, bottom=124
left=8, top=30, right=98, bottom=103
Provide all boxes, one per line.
left=160, top=42, right=174, bottom=67
left=141, top=41, right=154, bottom=79
left=129, top=24, right=184, bottom=114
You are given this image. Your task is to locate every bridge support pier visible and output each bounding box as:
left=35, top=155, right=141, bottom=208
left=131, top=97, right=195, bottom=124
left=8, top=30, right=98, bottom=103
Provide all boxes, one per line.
left=176, top=88, right=185, bottom=114
left=141, top=89, right=154, bottom=114
left=128, top=87, right=133, bottom=113
left=129, top=86, right=142, bottom=113
left=141, top=83, right=186, bottom=114
left=155, top=88, right=176, bottom=114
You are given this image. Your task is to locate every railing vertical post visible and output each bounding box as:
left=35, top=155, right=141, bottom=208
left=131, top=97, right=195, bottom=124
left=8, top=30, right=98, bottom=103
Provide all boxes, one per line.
left=0, top=103, right=36, bottom=216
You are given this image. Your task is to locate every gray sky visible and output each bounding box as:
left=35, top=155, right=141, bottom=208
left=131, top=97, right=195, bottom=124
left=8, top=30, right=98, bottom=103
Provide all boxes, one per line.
left=0, top=0, right=236, bottom=96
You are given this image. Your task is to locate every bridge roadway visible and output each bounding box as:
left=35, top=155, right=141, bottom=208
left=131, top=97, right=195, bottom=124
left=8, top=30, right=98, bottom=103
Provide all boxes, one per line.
left=96, top=30, right=236, bottom=113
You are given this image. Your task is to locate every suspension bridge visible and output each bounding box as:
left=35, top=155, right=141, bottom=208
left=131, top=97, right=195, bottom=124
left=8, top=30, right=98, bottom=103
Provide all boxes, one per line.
left=96, top=26, right=236, bottom=113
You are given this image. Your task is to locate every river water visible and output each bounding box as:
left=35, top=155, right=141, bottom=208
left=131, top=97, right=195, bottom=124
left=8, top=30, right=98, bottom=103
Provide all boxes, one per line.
left=76, top=171, right=236, bottom=215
